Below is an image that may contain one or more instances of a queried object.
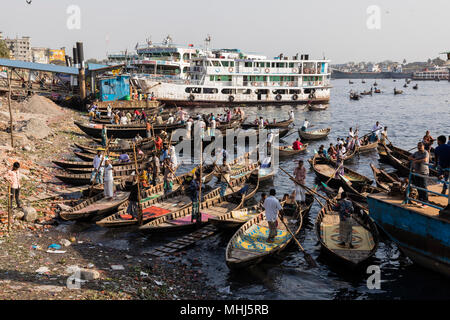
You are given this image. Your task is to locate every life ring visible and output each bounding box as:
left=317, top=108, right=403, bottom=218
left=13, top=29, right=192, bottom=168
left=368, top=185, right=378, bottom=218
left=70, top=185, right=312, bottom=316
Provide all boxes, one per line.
left=292, top=94, right=298, bottom=101
left=292, top=68, right=298, bottom=73
left=275, top=94, right=282, bottom=101
left=189, top=94, right=195, bottom=101
left=228, top=67, right=234, bottom=73
left=265, top=68, right=270, bottom=73
left=228, top=95, right=235, bottom=102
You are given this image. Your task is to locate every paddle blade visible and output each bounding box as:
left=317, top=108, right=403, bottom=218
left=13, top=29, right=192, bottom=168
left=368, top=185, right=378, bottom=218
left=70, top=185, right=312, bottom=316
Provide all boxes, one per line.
left=303, top=252, right=318, bottom=268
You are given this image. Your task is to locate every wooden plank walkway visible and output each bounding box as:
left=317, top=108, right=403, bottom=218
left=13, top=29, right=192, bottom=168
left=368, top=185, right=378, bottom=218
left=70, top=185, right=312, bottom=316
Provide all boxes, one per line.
left=147, top=225, right=219, bottom=257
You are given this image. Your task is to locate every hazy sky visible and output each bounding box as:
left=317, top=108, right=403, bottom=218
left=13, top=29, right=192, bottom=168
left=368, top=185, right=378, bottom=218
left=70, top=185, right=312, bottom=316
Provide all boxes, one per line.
left=2, top=0, right=450, bottom=63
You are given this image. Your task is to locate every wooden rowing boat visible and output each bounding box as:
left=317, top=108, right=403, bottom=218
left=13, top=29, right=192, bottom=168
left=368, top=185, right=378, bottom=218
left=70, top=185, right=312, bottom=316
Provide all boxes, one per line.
left=308, top=154, right=372, bottom=190
left=59, top=191, right=130, bottom=221
left=74, top=121, right=186, bottom=139
left=138, top=170, right=258, bottom=233
left=74, top=140, right=154, bottom=154
left=225, top=197, right=311, bottom=269
left=315, top=201, right=379, bottom=268
left=241, top=118, right=294, bottom=130
left=53, top=159, right=135, bottom=169
left=212, top=193, right=313, bottom=231
left=357, top=140, right=378, bottom=153
left=63, top=163, right=147, bottom=175
left=370, top=163, right=401, bottom=192
left=278, top=144, right=309, bottom=157
left=298, top=127, right=331, bottom=140
left=308, top=104, right=328, bottom=111
left=73, top=151, right=146, bottom=162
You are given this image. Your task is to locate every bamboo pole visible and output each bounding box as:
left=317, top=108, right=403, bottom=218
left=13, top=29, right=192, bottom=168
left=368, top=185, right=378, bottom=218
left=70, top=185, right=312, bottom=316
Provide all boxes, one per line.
left=133, top=143, right=143, bottom=225
left=7, top=69, right=14, bottom=148
left=198, top=139, right=203, bottom=225
left=7, top=184, right=11, bottom=234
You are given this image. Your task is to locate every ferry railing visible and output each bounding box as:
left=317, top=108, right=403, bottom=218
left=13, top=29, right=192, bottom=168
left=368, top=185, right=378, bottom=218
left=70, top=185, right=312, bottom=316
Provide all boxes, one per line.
left=403, top=163, right=449, bottom=210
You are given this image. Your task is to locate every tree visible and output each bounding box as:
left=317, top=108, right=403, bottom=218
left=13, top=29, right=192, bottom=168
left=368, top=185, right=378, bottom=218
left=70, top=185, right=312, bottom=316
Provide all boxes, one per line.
left=427, top=58, right=432, bottom=65
left=0, top=40, right=10, bottom=58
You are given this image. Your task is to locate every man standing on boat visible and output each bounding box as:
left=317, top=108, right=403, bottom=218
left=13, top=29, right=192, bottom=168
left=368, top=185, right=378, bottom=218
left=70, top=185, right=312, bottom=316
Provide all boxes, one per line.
left=264, top=189, right=282, bottom=243
left=189, top=171, right=204, bottom=225
left=91, top=149, right=105, bottom=185
left=333, top=192, right=354, bottom=249
left=217, top=157, right=232, bottom=197
left=408, top=142, right=430, bottom=205
left=380, top=126, right=388, bottom=145
left=101, top=125, right=107, bottom=147
left=292, top=138, right=303, bottom=151
left=370, top=121, right=383, bottom=142
left=149, top=151, right=160, bottom=186
left=301, top=119, right=309, bottom=132
left=434, top=135, right=450, bottom=195
left=288, top=110, right=295, bottom=121
left=103, top=159, right=114, bottom=200
left=293, top=160, right=306, bottom=205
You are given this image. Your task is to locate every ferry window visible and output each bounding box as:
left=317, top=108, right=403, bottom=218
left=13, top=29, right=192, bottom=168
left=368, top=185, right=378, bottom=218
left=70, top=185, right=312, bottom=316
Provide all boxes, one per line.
left=185, top=87, right=192, bottom=93
left=203, top=88, right=218, bottom=94
left=289, top=63, right=294, bottom=68
left=183, top=67, right=189, bottom=73
left=212, top=60, right=220, bottom=66
left=271, top=62, right=276, bottom=68
left=210, top=76, right=214, bottom=81
left=270, top=76, right=280, bottom=81
left=230, top=61, right=234, bottom=67
left=221, top=88, right=236, bottom=94
left=222, top=61, right=229, bottom=67
left=266, top=62, right=270, bottom=68
left=183, top=53, right=189, bottom=61
left=289, top=89, right=300, bottom=94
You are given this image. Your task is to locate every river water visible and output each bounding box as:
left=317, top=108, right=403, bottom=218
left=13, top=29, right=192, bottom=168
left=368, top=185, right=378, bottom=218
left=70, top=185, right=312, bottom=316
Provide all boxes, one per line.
left=61, top=79, right=450, bottom=300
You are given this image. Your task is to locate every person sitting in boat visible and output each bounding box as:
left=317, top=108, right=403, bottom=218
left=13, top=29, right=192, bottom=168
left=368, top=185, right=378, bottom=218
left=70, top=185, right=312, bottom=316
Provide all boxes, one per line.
left=318, top=145, right=328, bottom=158
left=335, top=145, right=345, bottom=177
left=126, top=175, right=140, bottom=219
left=422, top=130, right=435, bottom=152
left=263, top=189, right=283, bottom=243
left=257, top=193, right=267, bottom=211
left=133, top=133, right=143, bottom=143
left=119, top=152, right=131, bottom=163
left=354, top=135, right=361, bottom=149
left=301, top=119, right=309, bottom=131
left=327, top=143, right=337, bottom=160
left=217, top=157, right=232, bottom=197
left=258, top=117, right=265, bottom=129
left=332, top=191, right=354, bottom=249
left=167, top=114, right=175, bottom=124
left=292, top=138, right=303, bottom=151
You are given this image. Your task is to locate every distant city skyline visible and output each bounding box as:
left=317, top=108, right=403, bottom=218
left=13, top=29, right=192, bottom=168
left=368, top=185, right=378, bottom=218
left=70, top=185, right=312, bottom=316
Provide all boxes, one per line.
left=1, top=0, right=450, bottom=64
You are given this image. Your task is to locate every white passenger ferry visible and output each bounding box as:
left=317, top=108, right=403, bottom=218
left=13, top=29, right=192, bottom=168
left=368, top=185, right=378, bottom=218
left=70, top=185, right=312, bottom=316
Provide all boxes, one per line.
left=107, top=35, right=206, bottom=80
left=136, top=49, right=331, bottom=106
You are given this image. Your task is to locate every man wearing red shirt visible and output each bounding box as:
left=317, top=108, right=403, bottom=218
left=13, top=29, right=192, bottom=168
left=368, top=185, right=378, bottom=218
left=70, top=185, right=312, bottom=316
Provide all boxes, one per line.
left=154, top=135, right=163, bottom=151
left=292, top=138, right=303, bottom=150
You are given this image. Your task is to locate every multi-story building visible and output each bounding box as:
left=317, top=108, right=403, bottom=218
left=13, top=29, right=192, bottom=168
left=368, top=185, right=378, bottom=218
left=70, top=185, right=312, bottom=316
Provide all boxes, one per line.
left=0, top=32, right=32, bottom=61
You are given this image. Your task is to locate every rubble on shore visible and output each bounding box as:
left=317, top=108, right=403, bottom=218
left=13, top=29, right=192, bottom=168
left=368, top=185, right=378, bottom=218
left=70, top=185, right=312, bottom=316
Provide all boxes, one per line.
left=0, top=95, right=221, bottom=300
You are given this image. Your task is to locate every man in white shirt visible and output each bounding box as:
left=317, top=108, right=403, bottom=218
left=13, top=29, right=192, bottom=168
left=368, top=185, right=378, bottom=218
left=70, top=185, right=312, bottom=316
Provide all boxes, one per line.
left=371, top=121, right=383, bottom=142
left=210, top=117, right=216, bottom=137
left=186, top=119, right=193, bottom=139
left=91, top=150, right=105, bottom=184
left=289, top=110, right=295, bottom=121
left=168, top=145, right=178, bottom=168
left=348, top=127, right=355, bottom=138
left=259, top=117, right=265, bottom=129
left=263, top=189, right=282, bottom=242
left=120, top=115, right=128, bottom=125
left=301, top=119, right=309, bottom=131
left=167, top=114, right=175, bottom=124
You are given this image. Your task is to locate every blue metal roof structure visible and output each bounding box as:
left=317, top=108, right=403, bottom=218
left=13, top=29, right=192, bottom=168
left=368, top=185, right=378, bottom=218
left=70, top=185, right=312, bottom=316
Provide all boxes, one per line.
left=0, top=59, right=116, bottom=75
left=0, top=58, right=79, bottom=75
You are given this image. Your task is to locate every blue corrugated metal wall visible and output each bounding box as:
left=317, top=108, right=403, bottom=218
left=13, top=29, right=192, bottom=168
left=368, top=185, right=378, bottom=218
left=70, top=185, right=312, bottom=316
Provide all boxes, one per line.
left=99, top=76, right=130, bottom=101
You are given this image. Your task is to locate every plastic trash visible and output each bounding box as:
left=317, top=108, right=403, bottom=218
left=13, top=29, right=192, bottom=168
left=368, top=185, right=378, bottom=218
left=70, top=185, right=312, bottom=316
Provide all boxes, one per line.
left=111, top=265, right=125, bottom=270
left=48, top=244, right=62, bottom=250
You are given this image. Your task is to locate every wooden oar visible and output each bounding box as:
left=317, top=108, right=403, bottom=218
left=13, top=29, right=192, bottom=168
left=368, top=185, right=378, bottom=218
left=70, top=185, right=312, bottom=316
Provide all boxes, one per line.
left=324, top=162, right=343, bottom=186
left=277, top=212, right=318, bottom=268
left=132, top=143, right=143, bottom=226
